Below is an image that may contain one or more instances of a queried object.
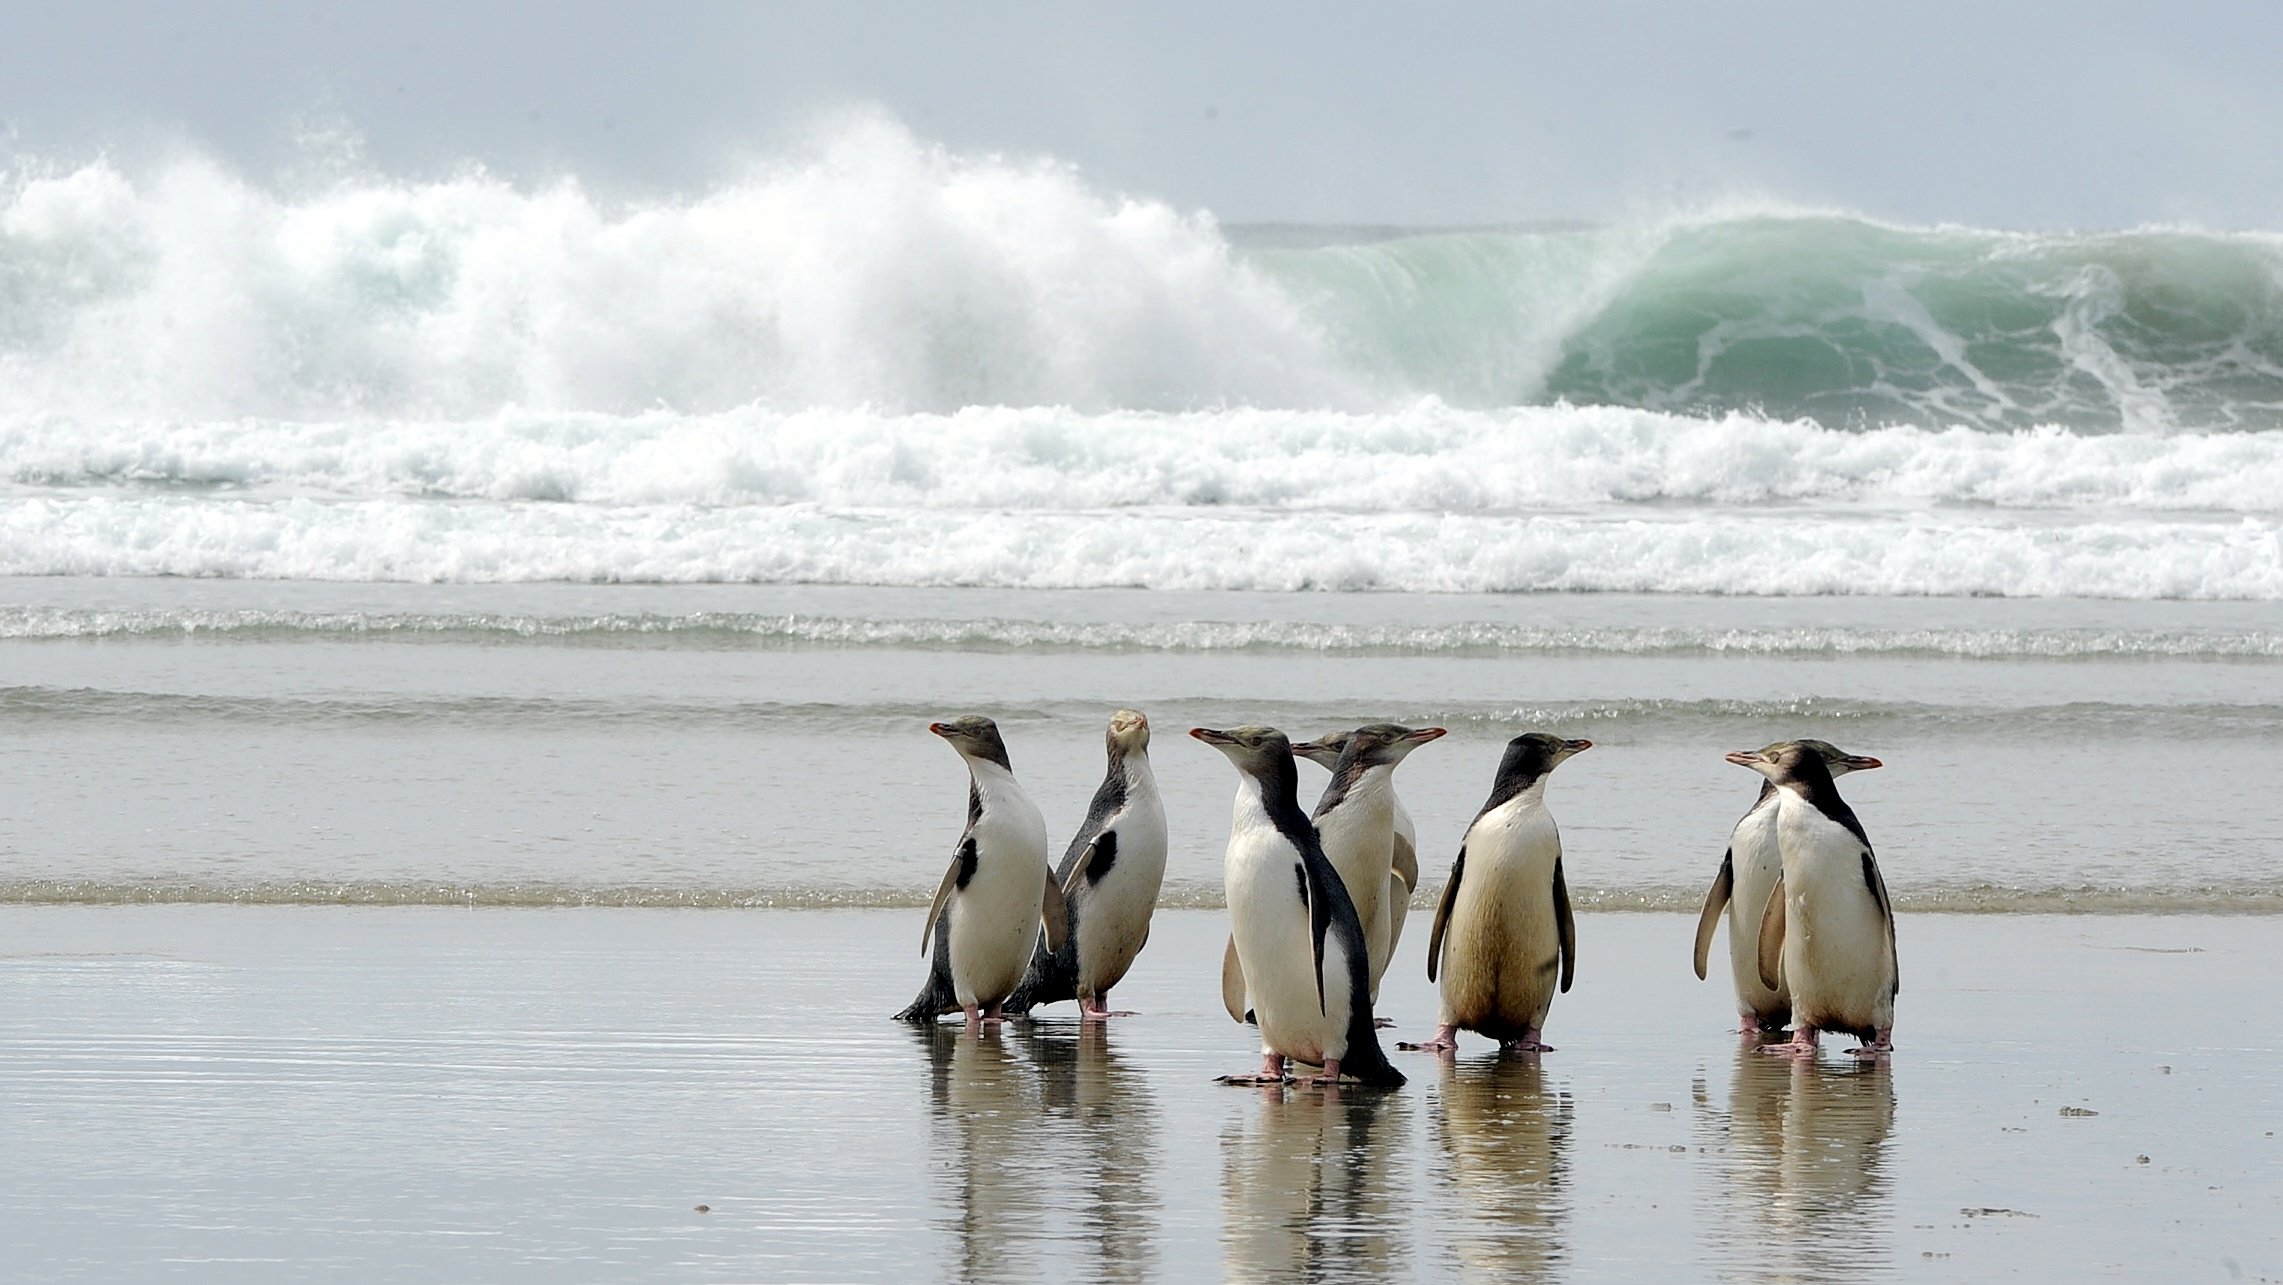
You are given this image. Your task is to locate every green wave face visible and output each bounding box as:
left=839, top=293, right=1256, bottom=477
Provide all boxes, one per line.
left=1243, top=216, right=2283, bottom=431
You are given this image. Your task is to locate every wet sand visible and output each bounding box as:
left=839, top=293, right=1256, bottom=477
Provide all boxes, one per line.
left=1, top=906, right=2276, bottom=1281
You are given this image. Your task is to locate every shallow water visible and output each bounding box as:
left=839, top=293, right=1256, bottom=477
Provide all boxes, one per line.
left=2, top=907, right=2275, bottom=1281
left=3, top=579, right=2279, bottom=912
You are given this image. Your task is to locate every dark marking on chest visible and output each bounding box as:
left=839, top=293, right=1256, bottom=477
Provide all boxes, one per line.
left=1293, top=862, right=1309, bottom=906
left=966, top=781, right=983, bottom=830
left=1084, top=829, right=1120, bottom=885
left=953, top=837, right=979, bottom=891
left=1313, top=759, right=1372, bottom=819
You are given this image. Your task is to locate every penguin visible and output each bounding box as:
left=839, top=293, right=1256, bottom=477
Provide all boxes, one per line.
left=1303, top=724, right=1443, bottom=997
left=893, top=717, right=1068, bottom=1030
left=1293, top=728, right=1430, bottom=979
left=1693, top=739, right=1883, bottom=1034
left=1404, top=733, right=1592, bottom=1054
left=1192, top=725, right=1403, bottom=1088
left=1725, top=741, right=1898, bottom=1059
left=1004, top=709, right=1168, bottom=1020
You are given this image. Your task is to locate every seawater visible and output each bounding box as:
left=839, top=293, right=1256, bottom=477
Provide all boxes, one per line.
left=2, top=580, right=2277, bottom=913
left=3, top=121, right=2281, bottom=915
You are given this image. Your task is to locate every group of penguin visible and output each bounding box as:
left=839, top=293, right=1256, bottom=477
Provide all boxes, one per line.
left=895, top=710, right=1901, bottom=1089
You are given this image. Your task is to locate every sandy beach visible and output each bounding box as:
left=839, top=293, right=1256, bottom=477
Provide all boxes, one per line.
left=3, top=905, right=2274, bottom=1281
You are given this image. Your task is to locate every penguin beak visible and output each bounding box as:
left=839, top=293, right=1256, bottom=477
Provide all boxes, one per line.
left=1842, top=754, right=1884, bottom=772
left=1562, top=738, right=1592, bottom=753
left=1404, top=727, right=1449, bottom=744
left=928, top=722, right=957, bottom=739
left=1724, top=750, right=1761, bottom=767
left=1189, top=727, right=1233, bottom=745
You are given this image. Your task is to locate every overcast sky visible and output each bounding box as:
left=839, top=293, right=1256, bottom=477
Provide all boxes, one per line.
left=7, top=0, right=2282, bottom=228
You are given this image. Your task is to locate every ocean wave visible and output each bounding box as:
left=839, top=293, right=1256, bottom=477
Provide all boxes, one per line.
left=7, top=877, right=2276, bottom=915
left=7, top=605, right=2283, bottom=658
left=2, top=497, right=2277, bottom=597
left=8, top=686, right=2278, bottom=738
left=7, top=403, right=2283, bottom=512
left=9, top=122, right=2283, bottom=428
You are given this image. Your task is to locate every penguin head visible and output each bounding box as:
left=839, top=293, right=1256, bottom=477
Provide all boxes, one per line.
left=1797, top=738, right=1883, bottom=777
left=929, top=716, right=1013, bottom=771
left=1334, top=723, right=1449, bottom=772
left=1189, top=725, right=1293, bottom=778
left=1498, top=731, right=1593, bottom=784
left=1290, top=730, right=1350, bottom=771
left=1725, top=740, right=1840, bottom=786
left=1105, top=708, right=1151, bottom=755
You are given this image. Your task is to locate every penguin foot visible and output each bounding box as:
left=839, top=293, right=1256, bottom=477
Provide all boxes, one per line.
left=1848, top=1030, right=1895, bottom=1059
left=1218, top=1053, right=1289, bottom=1085
left=1760, top=1027, right=1820, bottom=1057
left=1397, top=1024, right=1459, bottom=1053
left=1501, top=1040, right=1556, bottom=1054
left=1371, top=1016, right=1396, bottom=1029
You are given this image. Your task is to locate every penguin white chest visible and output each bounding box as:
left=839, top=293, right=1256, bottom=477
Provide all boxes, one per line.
left=1774, top=796, right=1894, bottom=1034
left=1224, top=827, right=1352, bottom=1067
left=948, top=788, right=1048, bottom=1007
left=1072, top=784, right=1168, bottom=989
left=1439, top=797, right=1562, bottom=1032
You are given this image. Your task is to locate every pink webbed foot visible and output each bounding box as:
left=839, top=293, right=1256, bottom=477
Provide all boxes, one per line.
left=1078, top=993, right=1137, bottom=1022
left=1397, top=1025, right=1460, bottom=1053
left=1848, top=1029, right=1895, bottom=1059
left=1298, top=1058, right=1344, bottom=1087
left=1371, top=1016, right=1396, bottom=1029
left=1498, top=1027, right=1554, bottom=1054
left=1761, top=1026, right=1820, bottom=1057
left=1217, top=1053, right=1289, bottom=1086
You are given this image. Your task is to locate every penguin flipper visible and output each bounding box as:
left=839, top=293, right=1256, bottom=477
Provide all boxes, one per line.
left=1861, top=847, right=1899, bottom=997
left=1553, top=856, right=1577, bottom=994
left=1040, top=867, right=1070, bottom=955
left=921, top=837, right=976, bottom=955
left=1300, top=861, right=1332, bottom=1016
left=1391, top=831, right=1419, bottom=892
left=1756, top=875, right=1786, bottom=992
left=1061, top=840, right=1097, bottom=897
left=1221, top=935, right=1250, bottom=1024
left=1427, top=847, right=1466, bottom=983
left=1693, top=851, right=1734, bottom=981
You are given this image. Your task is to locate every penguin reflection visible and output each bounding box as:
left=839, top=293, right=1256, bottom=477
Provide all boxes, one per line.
left=1221, top=1087, right=1407, bottom=1284
left=1433, top=1056, right=1573, bottom=1278
left=917, top=1027, right=1054, bottom=1285
left=1013, top=1024, right=1159, bottom=1285
left=1703, top=1046, right=1896, bottom=1280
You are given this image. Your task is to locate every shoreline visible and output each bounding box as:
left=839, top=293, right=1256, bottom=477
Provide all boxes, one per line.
left=3, top=906, right=2275, bottom=1280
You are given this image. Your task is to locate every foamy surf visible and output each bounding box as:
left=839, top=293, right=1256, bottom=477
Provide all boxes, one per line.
left=3, top=495, right=2277, bottom=597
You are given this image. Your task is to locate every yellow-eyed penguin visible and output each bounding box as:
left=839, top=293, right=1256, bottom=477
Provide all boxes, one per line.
left=1293, top=727, right=1432, bottom=983
left=1404, top=733, right=1592, bottom=1054
left=1192, top=725, right=1404, bottom=1088
left=1725, top=741, right=1898, bottom=1059
left=893, top=717, right=1068, bottom=1031
left=1693, top=739, right=1882, bottom=1034
left=1005, top=709, right=1167, bottom=1020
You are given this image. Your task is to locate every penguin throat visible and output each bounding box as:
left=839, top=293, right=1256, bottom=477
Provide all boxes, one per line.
left=966, top=757, right=1022, bottom=807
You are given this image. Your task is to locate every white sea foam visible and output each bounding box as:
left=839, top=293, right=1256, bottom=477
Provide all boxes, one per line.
left=6, top=403, right=2282, bottom=512
left=2, top=495, right=2277, bottom=597
left=1, top=118, right=1351, bottom=419
left=7, top=605, right=2279, bottom=657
